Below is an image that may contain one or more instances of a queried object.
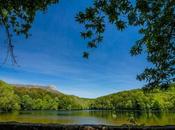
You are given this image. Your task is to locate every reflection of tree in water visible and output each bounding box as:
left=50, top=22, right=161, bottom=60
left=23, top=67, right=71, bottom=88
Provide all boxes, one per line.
left=148, top=111, right=163, bottom=121
left=111, top=111, right=164, bottom=125
left=130, top=111, right=164, bottom=125
left=127, top=111, right=141, bottom=125
left=89, top=110, right=113, bottom=119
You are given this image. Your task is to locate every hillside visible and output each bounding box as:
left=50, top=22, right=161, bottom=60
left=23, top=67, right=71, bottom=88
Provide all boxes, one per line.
left=0, top=80, right=175, bottom=112
left=90, top=83, right=175, bottom=111
left=0, top=80, right=92, bottom=111
left=12, top=84, right=62, bottom=94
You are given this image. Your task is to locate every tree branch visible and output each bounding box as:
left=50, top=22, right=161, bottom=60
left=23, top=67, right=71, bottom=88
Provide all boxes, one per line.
left=0, top=11, right=17, bottom=65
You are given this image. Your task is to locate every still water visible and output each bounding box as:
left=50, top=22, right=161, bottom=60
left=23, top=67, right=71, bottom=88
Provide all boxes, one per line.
left=0, top=110, right=175, bottom=126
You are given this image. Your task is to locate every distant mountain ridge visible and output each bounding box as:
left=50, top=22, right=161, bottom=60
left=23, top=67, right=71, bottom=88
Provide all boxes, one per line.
left=0, top=80, right=91, bottom=111
left=0, top=80, right=175, bottom=112
left=11, top=84, right=63, bottom=95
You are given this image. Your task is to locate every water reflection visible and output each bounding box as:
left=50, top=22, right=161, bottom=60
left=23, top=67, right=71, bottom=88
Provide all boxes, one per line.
left=0, top=110, right=174, bottom=126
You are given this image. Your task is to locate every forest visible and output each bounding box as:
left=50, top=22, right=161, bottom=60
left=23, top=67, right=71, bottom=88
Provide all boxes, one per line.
left=0, top=80, right=175, bottom=112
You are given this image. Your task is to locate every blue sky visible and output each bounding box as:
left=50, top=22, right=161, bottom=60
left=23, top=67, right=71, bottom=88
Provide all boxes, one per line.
left=0, top=0, right=149, bottom=98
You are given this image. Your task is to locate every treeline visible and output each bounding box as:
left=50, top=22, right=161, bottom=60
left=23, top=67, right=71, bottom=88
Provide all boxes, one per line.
left=0, top=81, right=91, bottom=111
left=0, top=80, right=175, bottom=112
left=90, top=84, right=175, bottom=111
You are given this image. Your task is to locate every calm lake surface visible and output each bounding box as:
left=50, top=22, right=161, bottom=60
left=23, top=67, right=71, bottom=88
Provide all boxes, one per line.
left=0, top=110, right=175, bottom=126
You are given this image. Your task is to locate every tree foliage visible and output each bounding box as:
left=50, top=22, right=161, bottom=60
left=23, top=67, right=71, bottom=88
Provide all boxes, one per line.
left=90, top=83, right=175, bottom=111
left=0, top=81, right=91, bottom=111
left=0, top=81, right=175, bottom=112
left=0, top=0, right=59, bottom=64
left=76, top=0, right=175, bottom=88
left=0, top=81, right=20, bottom=111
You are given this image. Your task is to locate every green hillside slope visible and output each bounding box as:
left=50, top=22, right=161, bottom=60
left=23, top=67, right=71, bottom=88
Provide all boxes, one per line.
left=0, top=80, right=175, bottom=112
left=0, top=80, right=92, bottom=111
left=90, top=84, right=175, bottom=111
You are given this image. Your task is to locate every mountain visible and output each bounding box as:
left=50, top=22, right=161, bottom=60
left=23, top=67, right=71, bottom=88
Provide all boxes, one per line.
left=0, top=80, right=92, bottom=111
left=12, top=84, right=63, bottom=95
left=0, top=80, right=175, bottom=112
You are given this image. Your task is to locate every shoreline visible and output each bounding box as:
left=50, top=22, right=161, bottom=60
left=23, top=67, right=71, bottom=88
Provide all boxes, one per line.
left=0, top=122, right=175, bottom=130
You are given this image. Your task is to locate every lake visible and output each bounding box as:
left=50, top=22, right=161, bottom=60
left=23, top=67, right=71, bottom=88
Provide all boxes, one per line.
left=0, top=110, right=175, bottom=126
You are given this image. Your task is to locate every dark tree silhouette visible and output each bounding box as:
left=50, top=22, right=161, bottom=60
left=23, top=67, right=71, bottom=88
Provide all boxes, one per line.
left=76, top=0, right=175, bottom=88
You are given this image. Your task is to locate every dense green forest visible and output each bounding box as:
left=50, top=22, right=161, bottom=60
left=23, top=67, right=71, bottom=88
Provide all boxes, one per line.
left=90, top=84, right=175, bottom=111
left=0, top=80, right=91, bottom=111
left=0, top=80, right=175, bottom=112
